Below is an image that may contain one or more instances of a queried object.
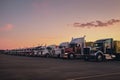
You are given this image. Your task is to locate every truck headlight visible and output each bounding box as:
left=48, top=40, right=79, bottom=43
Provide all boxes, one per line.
left=65, top=53, right=68, bottom=55
left=90, top=53, right=95, bottom=56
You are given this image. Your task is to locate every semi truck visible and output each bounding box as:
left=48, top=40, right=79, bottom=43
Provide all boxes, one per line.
left=35, top=46, right=50, bottom=57
left=34, top=45, right=60, bottom=58
left=46, top=43, right=69, bottom=58
left=46, top=45, right=61, bottom=58
left=83, top=38, right=120, bottom=61
left=0, top=50, right=4, bottom=54
left=60, top=36, right=86, bottom=59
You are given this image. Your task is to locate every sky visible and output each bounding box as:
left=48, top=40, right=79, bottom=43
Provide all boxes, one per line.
left=0, top=0, right=120, bottom=49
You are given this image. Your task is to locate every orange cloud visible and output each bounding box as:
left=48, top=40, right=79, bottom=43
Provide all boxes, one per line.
left=73, top=19, right=120, bottom=28
left=0, top=24, right=14, bottom=31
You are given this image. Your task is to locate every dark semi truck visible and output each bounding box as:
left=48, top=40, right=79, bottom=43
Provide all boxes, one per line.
left=83, top=38, right=120, bottom=61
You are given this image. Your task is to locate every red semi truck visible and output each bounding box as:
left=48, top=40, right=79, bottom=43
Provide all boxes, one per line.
left=60, top=36, right=86, bottom=59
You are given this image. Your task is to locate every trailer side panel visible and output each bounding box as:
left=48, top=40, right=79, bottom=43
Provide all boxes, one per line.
left=114, top=41, right=120, bottom=54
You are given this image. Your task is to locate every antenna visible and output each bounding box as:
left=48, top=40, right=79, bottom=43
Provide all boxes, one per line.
left=45, top=44, right=47, bottom=47
left=72, top=37, right=74, bottom=40
left=83, top=35, right=86, bottom=38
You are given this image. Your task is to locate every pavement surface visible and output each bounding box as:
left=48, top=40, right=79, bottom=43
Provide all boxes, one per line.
left=0, top=54, right=120, bottom=80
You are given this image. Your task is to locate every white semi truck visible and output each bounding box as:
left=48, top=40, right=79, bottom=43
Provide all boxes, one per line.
left=46, top=45, right=61, bottom=58
left=45, top=42, right=70, bottom=58
left=36, top=46, right=50, bottom=57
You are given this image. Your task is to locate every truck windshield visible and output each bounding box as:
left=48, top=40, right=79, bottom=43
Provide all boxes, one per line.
left=59, top=46, right=65, bottom=48
left=69, top=43, right=77, bottom=48
left=93, top=43, right=103, bottom=47
left=46, top=47, right=52, bottom=50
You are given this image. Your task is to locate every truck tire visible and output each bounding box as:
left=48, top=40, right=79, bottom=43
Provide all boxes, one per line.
left=115, top=54, right=120, bottom=61
left=68, top=53, right=74, bottom=59
left=84, top=56, right=89, bottom=61
left=45, top=53, right=49, bottom=58
left=96, top=54, right=104, bottom=62
left=57, top=54, right=60, bottom=58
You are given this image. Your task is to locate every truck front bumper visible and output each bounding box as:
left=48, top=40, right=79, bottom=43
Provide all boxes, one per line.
left=84, top=54, right=96, bottom=60
left=60, top=53, right=68, bottom=59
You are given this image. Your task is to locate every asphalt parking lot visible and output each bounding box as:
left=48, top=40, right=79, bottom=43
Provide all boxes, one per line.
left=0, top=54, right=120, bottom=80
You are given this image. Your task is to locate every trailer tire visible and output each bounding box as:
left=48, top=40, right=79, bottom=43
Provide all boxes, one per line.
left=96, top=54, right=104, bottom=62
